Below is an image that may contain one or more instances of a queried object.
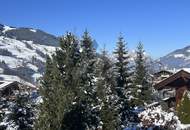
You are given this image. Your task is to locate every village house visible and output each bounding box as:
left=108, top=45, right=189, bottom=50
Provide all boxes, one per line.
left=153, top=70, right=173, bottom=83
left=154, top=69, right=190, bottom=109
left=0, top=81, right=36, bottom=98
left=0, top=80, right=37, bottom=117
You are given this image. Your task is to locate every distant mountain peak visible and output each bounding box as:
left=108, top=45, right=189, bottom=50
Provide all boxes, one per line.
left=156, top=45, right=190, bottom=70
left=0, top=24, right=59, bottom=46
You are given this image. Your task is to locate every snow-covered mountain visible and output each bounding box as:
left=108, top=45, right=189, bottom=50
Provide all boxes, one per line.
left=0, top=24, right=59, bottom=46
left=0, top=24, right=57, bottom=84
left=156, top=45, right=190, bottom=70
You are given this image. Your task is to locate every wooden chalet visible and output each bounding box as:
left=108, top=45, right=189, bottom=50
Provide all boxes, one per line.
left=0, top=80, right=36, bottom=99
left=153, top=70, right=173, bottom=84
left=154, top=70, right=190, bottom=106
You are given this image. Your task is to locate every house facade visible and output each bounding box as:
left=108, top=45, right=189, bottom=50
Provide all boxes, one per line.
left=154, top=70, right=190, bottom=108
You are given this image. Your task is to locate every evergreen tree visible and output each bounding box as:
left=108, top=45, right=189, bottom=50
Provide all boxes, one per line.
left=35, top=56, right=70, bottom=130
left=113, top=35, right=132, bottom=128
left=35, top=56, right=54, bottom=130
left=78, top=30, right=99, bottom=129
left=35, top=33, right=80, bottom=130
left=100, top=102, right=117, bottom=130
left=36, top=31, right=100, bottom=130
left=177, top=91, right=190, bottom=124
left=96, top=47, right=118, bottom=130
left=132, top=42, right=151, bottom=106
left=59, top=33, right=92, bottom=130
left=80, top=30, right=96, bottom=94
left=114, top=35, right=132, bottom=97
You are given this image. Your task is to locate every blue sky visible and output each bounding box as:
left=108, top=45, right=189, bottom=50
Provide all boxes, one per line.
left=0, top=0, right=190, bottom=58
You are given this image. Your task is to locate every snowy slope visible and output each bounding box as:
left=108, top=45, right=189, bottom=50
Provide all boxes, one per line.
left=0, top=35, right=56, bottom=84
left=0, top=24, right=60, bottom=85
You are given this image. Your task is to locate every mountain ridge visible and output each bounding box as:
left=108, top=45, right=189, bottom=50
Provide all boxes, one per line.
left=0, top=24, right=60, bottom=46
left=155, top=45, right=190, bottom=70
left=4, top=23, right=190, bottom=83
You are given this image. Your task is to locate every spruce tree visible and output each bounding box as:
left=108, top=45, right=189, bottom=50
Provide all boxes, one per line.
left=35, top=33, right=80, bottom=130
left=177, top=91, right=190, bottom=124
left=96, top=47, right=118, bottom=130
left=59, top=33, right=89, bottom=130
left=35, top=56, right=56, bottom=130
left=113, top=35, right=132, bottom=128
left=55, top=32, right=81, bottom=99
left=79, top=30, right=99, bottom=129
left=132, top=42, right=151, bottom=106
left=37, top=31, right=98, bottom=130
left=100, top=102, right=117, bottom=130
left=35, top=56, right=71, bottom=130
left=114, top=35, right=131, bottom=97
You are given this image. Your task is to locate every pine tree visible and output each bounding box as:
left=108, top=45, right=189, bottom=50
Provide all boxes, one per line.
left=35, top=56, right=70, bottom=130
left=114, top=35, right=131, bottom=97
left=96, top=47, right=118, bottom=130
left=113, top=35, right=132, bottom=128
left=59, top=33, right=90, bottom=130
left=78, top=30, right=99, bottom=129
left=35, top=56, right=54, bottom=130
left=36, top=31, right=101, bottom=130
left=37, top=31, right=101, bottom=130
left=80, top=30, right=96, bottom=95
left=100, top=102, right=117, bottom=130
left=177, top=91, right=190, bottom=124
left=132, top=42, right=151, bottom=106
left=35, top=33, right=80, bottom=130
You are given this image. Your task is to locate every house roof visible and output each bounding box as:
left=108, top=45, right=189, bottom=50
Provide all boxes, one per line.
left=154, top=70, right=173, bottom=76
left=154, top=70, right=190, bottom=90
left=0, top=80, right=36, bottom=91
left=0, top=81, right=18, bottom=90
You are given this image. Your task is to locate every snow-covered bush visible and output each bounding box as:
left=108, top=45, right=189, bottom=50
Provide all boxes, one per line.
left=138, top=106, right=180, bottom=129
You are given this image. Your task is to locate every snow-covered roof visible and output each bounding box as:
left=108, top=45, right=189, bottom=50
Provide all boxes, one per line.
left=154, top=69, right=190, bottom=90
left=0, top=79, right=36, bottom=91
left=0, top=81, right=17, bottom=90
left=0, top=74, right=37, bottom=89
